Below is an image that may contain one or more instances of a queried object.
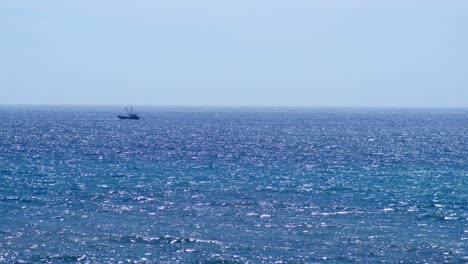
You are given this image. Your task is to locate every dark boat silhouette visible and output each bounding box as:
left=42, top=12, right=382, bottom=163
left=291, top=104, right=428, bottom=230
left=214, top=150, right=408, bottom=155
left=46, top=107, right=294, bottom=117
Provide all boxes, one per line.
left=118, top=107, right=140, bottom=120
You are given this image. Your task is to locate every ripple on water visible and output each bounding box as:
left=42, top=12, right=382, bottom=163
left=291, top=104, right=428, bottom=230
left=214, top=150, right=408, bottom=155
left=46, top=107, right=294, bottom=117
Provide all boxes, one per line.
left=0, top=107, right=466, bottom=263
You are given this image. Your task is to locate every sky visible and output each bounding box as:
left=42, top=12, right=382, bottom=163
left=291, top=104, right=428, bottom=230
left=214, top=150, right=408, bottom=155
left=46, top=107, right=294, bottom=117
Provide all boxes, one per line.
left=1, top=0, right=467, bottom=107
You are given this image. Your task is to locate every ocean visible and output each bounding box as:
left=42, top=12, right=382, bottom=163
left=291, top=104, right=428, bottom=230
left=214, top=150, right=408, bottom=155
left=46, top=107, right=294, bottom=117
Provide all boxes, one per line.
left=0, top=106, right=466, bottom=263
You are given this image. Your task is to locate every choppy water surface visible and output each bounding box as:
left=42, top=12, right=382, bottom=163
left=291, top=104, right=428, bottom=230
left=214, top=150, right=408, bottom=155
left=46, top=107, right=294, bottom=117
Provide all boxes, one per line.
left=0, top=106, right=467, bottom=263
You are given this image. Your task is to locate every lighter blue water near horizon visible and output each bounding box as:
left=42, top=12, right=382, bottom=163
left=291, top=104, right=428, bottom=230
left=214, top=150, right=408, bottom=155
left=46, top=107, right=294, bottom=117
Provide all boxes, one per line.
left=0, top=106, right=467, bottom=263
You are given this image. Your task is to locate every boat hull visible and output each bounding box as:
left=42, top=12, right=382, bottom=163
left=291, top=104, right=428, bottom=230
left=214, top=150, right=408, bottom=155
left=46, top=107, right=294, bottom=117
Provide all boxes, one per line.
left=118, top=115, right=140, bottom=120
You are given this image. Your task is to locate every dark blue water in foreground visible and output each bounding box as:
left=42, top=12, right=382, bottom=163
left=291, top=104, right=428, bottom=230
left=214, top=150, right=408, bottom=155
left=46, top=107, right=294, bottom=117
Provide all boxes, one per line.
left=0, top=106, right=467, bottom=263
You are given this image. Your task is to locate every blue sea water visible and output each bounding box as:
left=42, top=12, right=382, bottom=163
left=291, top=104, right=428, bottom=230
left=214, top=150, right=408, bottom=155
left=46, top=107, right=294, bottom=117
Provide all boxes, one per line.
left=0, top=106, right=467, bottom=263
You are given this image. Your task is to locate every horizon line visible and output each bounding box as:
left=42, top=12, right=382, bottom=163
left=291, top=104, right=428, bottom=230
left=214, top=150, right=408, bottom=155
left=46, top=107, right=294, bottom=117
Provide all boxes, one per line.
left=0, top=103, right=467, bottom=110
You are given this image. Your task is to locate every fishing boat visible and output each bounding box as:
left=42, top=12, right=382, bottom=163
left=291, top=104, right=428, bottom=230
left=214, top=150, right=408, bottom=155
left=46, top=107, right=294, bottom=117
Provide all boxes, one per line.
left=118, top=107, right=140, bottom=120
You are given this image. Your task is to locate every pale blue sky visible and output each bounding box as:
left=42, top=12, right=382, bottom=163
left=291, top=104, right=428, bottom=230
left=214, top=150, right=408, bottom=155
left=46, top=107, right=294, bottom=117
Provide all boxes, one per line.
left=1, top=0, right=467, bottom=107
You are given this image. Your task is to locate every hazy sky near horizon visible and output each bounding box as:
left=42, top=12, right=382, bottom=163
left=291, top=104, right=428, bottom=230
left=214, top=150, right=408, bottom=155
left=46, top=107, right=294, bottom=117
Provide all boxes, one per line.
left=1, top=1, right=467, bottom=107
